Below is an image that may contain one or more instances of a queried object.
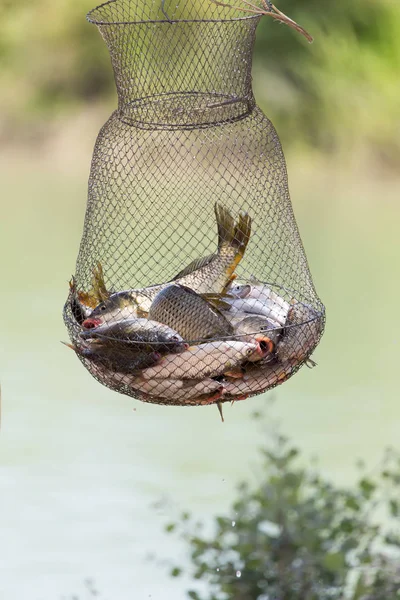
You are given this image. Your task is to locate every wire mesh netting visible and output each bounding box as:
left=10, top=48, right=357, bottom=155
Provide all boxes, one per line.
left=63, top=0, right=325, bottom=413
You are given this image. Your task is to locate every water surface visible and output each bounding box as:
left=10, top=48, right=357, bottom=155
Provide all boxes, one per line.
left=1, top=151, right=399, bottom=599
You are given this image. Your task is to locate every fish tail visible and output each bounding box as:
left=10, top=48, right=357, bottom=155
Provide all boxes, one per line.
left=215, top=203, right=251, bottom=258
left=215, top=203, right=236, bottom=251
left=91, top=262, right=110, bottom=303
left=69, top=264, right=109, bottom=311
left=233, top=211, right=252, bottom=257
left=215, top=202, right=252, bottom=275
left=221, top=210, right=252, bottom=283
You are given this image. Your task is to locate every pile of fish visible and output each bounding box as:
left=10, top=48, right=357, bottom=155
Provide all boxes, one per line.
left=66, top=203, right=323, bottom=415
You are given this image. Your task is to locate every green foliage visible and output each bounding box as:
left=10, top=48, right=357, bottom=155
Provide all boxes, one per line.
left=166, top=434, right=400, bottom=600
left=1, top=0, right=400, bottom=157
left=1, top=0, right=113, bottom=123
left=253, top=0, right=400, bottom=156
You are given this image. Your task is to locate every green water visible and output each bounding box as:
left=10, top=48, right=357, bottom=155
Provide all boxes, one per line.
left=0, top=153, right=399, bottom=599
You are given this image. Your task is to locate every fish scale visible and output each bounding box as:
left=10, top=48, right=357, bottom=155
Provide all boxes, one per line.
left=83, top=203, right=251, bottom=326
left=141, top=340, right=258, bottom=380
left=148, top=283, right=233, bottom=343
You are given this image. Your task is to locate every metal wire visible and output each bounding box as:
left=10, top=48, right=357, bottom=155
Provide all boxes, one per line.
left=63, top=0, right=325, bottom=411
left=160, top=0, right=172, bottom=23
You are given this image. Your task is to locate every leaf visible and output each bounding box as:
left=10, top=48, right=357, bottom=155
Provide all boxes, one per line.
left=345, top=496, right=361, bottom=512
left=165, top=523, right=176, bottom=533
left=171, top=567, right=182, bottom=577
left=337, top=518, right=356, bottom=535
left=384, top=533, right=400, bottom=547
left=352, top=573, right=370, bottom=599
left=322, top=552, right=346, bottom=573
left=389, top=499, right=399, bottom=517
left=359, top=478, right=377, bottom=498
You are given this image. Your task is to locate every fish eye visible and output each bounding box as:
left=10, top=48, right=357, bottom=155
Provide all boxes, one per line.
left=100, top=304, right=106, bottom=312
left=246, top=348, right=253, bottom=356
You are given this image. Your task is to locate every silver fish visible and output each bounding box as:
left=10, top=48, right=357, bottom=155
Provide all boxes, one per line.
left=75, top=318, right=186, bottom=374
left=141, top=340, right=260, bottom=380
left=226, top=282, right=290, bottom=326
left=223, top=360, right=295, bottom=397
left=148, top=284, right=234, bottom=343
left=83, top=203, right=251, bottom=327
left=86, top=365, right=225, bottom=404
left=71, top=341, right=162, bottom=375
left=130, top=377, right=223, bottom=401
left=276, top=303, right=323, bottom=363
left=83, top=289, right=157, bottom=327
left=230, top=315, right=282, bottom=360
left=172, top=203, right=252, bottom=294
left=80, top=318, right=186, bottom=354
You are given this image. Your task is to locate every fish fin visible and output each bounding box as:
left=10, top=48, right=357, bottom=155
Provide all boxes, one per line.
left=61, top=341, right=77, bottom=352
left=155, top=283, right=232, bottom=315
left=69, top=264, right=110, bottom=310
left=217, top=402, right=225, bottom=422
left=249, top=274, right=262, bottom=285
left=76, top=291, right=98, bottom=309
left=234, top=394, right=250, bottom=402
left=201, top=293, right=232, bottom=312
left=69, top=278, right=93, bottom=322
left=306, top=358, right=317, bottom=368
left=232, top=211, right=252, bottom=255
left=222, top=273, right=237, bottom=294
left=221, top=210, right=252, bottom=285
left=182, top=379, right=201, bottom=388
left=92, top=262, right=110, bottom=303
left=215, top=203, right=236, bottom=250
left=224, top=368, right=245, bottom=379
left=172, top=206, right=251, bottom=283
left=172, top=254, right=215, bottom=280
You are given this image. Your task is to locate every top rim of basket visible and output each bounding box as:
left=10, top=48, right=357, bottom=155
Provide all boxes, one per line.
left=87, top=0, right=261, bottom=25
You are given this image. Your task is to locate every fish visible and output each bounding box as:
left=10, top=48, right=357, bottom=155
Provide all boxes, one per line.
left=71, top=318, right=186, bottom=374
left=276, top=302, right=323, bottom=363
left=141, top=340, right=261, bottom=380
left=223, top=360, right=295, bottom=397
left=82, top=203, right=252, bottom=327
left=82, top=289, right=156, bottom=328
left=223, top=281, right=290, bottom=326
left=69, top=277, right=92, bottom=325
left=79, top=362, right=226, bottom=405
left=129, top=377, right=224, bottom=401
left=148, top=284, right=234, bottom=343
left=230, top=314, right=282, bottom=357
left=77, top=263, right=111, bottom=309
left=172, top=203, right=252, bottom=294
left=80, top=318, right=187, bottom=355
left=68, top=340, right=162, bottom=375
left=69, top=264, right=112, bottom=325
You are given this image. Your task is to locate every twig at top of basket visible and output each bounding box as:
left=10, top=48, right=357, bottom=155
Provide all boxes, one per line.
left=209, top=0, right=313, bottom=43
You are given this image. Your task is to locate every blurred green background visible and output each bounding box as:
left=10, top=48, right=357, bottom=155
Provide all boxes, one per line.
left=2, top=0, right=400, bottom=157
left=0, top=1, right=399, bottom=599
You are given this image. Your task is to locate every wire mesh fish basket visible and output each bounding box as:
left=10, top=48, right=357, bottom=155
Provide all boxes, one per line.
left=63, top=0, right=325, bottom=414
